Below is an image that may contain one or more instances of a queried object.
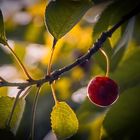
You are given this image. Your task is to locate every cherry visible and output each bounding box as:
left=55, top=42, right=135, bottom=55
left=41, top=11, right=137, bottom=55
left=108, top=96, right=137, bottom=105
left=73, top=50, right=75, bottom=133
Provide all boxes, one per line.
left=87, top=76, right=119, bottom=107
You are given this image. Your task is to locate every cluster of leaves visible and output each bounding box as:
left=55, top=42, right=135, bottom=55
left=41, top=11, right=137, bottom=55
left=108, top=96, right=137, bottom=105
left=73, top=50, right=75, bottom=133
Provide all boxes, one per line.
left=0, top=0, right=140, bottom=140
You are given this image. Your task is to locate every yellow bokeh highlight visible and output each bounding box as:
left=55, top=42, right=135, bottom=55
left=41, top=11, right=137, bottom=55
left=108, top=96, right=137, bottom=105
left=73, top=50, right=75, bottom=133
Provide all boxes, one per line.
left=56, top=78, right=71, bottom=100
left=109, top=26, right=121, bottom=48
left=64, top=24, right=93, bottom=51
left=27, top=2, right=47, bottom=17
left=0, top=87, right=8, bottom=97
left=42, top=34, right=64, bottom=65
left=88, top=114, right=105, bottom=140
left=100, top=126, right=108, bottom=140
left=71, top=67, right=85, bottom=81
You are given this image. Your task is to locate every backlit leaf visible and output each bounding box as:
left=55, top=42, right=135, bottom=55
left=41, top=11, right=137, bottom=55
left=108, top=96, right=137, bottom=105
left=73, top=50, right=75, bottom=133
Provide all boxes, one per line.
left=45, top=0, right=93, bottom=39
left=0, top=97, right=25, bottom=133
left=51, top=102, right=79, bottom=140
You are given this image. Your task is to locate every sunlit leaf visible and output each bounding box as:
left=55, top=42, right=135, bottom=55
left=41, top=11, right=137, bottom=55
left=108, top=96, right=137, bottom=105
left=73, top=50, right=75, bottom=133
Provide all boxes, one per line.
left=45, top=0, right=93, bottom=39
left=0, top=97, right=25, bottom=133
left=51, top=102, right=79, bottom=140
left=0, top=10, right=7, bottom=45
left=101, top=85, right=140, bottom=140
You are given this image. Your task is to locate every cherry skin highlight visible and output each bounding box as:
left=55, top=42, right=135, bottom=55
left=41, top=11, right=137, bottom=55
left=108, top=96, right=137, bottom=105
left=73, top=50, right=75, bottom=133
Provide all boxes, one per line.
left=87, top=76, right=119, bottom=107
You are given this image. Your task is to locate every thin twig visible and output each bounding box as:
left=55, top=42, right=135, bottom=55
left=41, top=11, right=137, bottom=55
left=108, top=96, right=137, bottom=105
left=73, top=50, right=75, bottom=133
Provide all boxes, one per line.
left=5, top=43, right=33, bottom=80
left=31, top=86, right=41, bottom=140
left=6, top=88, right=24, bottom=128
left=0, top=77, right=49, bottom=88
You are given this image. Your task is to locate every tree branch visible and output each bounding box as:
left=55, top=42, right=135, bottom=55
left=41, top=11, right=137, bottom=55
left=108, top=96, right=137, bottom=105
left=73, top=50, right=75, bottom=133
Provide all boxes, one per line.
left=0, top=4, right=140, bottom=88
left=50, top=4, right=140, bottom=82
left=0, top=77, right=50, bottom=88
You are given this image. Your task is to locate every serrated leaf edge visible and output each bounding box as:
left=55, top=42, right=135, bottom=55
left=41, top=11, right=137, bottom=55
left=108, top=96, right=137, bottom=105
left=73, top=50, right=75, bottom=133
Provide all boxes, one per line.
left=51, top=102, right=79, bottom=139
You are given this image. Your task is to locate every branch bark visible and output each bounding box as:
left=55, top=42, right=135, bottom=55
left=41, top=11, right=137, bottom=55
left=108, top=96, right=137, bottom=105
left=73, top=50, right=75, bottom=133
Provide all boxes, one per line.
left=0, top=4, right=140, bottom=88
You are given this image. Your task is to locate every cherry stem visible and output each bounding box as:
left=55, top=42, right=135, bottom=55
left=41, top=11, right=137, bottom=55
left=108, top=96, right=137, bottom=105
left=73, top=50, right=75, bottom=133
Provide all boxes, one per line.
left=31, top=86, right=41, bottom=140
left=51, top=82, right=58, bottom=104
left=6, top=43, right=33, bottom=80
left=100, top=48, right=110, bottom=77
left=6, top=88, right=24, bottom=128
left=47, top=39, right=57, bottom=75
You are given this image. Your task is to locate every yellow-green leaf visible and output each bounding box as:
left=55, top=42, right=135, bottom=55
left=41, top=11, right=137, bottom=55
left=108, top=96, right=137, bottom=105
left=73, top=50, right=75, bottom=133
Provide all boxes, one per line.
left=0, top=10, right=7, bottom=45
left=51, top=102, right=79, bottom=140
left=0, top=97, right=25, bottom=133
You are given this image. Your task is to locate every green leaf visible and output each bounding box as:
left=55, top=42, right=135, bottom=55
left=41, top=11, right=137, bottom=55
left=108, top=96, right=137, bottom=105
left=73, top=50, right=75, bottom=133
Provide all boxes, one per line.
left=92, top=0, right=139, bottom=71
left=0, top=97, right=25, bottom=133
left=51, top=102, right=79, bottom=140
left=45, top=0, right=93, bottom=39
left=93, top=0, right=139, bottom=43
left=101, top=85, right=140, bottom=140
left=112, top=44, right=140, bottom=91
left=0, top=10, right=7, bottom=45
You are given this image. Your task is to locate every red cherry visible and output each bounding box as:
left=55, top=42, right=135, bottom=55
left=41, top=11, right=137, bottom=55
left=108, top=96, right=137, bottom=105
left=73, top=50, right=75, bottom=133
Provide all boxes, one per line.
left=87, top=76, right=119, bottom=107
